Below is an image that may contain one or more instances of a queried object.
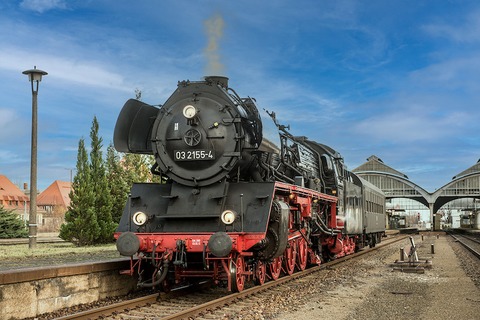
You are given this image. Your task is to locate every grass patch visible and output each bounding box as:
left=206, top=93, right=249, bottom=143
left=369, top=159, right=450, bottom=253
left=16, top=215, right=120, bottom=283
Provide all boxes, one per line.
left=0, top=242, right=122, bottom=270
left=0, top=242, right=118, bottom=259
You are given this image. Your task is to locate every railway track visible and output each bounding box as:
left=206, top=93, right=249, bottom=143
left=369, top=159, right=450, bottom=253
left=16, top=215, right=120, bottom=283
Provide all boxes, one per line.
left=57, top=234, right=408, bottom=320
left=448, top=232, right=480, bottom=260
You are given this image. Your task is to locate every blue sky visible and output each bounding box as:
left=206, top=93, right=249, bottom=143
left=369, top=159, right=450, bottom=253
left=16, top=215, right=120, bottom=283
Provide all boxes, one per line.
left=1, top=0, right=479, bottom=193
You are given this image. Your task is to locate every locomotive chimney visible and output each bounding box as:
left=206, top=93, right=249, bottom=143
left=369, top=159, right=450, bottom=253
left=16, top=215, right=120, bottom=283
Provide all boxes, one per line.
left=205, top=76, right=228, bottom=88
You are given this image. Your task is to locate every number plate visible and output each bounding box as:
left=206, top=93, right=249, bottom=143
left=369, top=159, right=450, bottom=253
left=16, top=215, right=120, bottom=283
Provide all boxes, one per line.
left=174, top=149, right=215, bottom=161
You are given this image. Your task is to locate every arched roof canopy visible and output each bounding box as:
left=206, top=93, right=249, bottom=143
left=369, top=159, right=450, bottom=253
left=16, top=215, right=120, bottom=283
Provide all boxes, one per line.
left=352, top=155, right=432, bottom=207
left=353, top=155, right=480, bottom=213
left=353, top=171, right=431, bottom=207
left=352, top=155, right=480, bottom=228
left=432, top=172, right=480, bottom=212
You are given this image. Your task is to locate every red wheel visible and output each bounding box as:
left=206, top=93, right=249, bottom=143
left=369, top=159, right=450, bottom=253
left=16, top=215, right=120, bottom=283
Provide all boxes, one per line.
left=230, top=254, right=246, bottom=292
left=269, top=256, right=282, bottom=280
left=283, top=241, right=296, bottom=275
left=255, top=260, right=267, bottom=285
left=296, top=237, right=308, bottom=271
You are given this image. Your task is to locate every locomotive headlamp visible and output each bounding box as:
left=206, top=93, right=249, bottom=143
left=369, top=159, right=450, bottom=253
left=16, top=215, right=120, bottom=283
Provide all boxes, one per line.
left=220, top=210, right=237, bottom=225
left=132, top=211, right=148, bottom=226
left=183, top=105, right=197, bottom=119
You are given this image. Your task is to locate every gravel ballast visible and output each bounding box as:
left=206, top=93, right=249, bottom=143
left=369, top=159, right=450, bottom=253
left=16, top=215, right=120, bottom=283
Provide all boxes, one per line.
left=278, top=234, right=480, bottom=320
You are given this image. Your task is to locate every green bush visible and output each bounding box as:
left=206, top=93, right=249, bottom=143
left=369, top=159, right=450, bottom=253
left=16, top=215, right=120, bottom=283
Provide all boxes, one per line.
left=0, top=206, right=28, bottom=238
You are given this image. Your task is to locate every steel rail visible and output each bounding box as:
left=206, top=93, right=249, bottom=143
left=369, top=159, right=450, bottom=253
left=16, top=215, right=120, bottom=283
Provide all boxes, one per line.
left=54, top=282, right=214, bottom=320
left=54, top=293, right=160, bottom=320
left=161, top=235, right=409, bottom=320
left=58, top=234, right=408, bottom=320
left=448, top=232, right=480, bottom=260
left=461, top=234, right=480, bottom=245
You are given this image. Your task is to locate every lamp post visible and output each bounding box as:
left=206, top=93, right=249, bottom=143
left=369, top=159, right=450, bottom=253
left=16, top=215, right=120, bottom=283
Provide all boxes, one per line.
left=23, top=66, right=47, bottom=249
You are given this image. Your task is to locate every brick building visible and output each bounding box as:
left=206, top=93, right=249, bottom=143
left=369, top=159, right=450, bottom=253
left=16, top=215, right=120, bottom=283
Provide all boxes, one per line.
left=37, top=180, right=72, bottom=233
left=0, top=175, right=30, bottom=220
left=0, top=175, right=71, bottom=234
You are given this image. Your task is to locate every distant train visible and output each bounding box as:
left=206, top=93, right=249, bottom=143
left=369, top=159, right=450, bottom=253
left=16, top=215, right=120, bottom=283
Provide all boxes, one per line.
left=113, top=76, right=386, bottom=292
left=460, top=213, right=476, bottom=228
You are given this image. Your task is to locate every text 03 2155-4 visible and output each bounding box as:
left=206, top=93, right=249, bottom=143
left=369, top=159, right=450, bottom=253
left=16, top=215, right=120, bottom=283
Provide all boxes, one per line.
left=174, top=150, right=215, bottom=161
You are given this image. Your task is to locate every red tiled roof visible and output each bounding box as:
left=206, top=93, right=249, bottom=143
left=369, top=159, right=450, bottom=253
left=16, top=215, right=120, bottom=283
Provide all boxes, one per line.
left=37, top=180, right=71, bottom=208
left=0, top=175, right=29, bottom=204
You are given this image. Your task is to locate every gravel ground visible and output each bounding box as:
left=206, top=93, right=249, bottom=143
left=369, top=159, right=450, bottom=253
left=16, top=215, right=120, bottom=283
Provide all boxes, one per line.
left=273, top=234, right=480, bottom=320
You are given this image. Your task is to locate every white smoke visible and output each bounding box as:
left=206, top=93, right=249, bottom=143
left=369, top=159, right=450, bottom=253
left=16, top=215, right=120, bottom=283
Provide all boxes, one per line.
left=204, top=14, right=225, bottom=76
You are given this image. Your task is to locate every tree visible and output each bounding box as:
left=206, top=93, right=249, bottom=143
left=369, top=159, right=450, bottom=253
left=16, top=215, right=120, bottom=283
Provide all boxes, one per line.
left=61, top=108, right=163, bottom=244
left=106, top=144, right=129, bottom=223
left=59, top=138, right=100, bottom=245
left=123, top=153, right=157, bottom=184
left=0, top=206, right=28, bottom=238
left=59, top=117, right=118, bottom=245
left=89, top=117, right=116, bottom=243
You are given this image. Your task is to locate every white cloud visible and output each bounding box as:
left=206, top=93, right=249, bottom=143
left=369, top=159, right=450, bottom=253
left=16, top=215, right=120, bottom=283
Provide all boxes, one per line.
left=251, top=79, right=342, bottom=125
left=422, top=10, right=480, bottom=43
left=353, top=107, right=470, bottom=144
left=20, top=0, right=67, bottom=13
left=0, top=108, right=29, bottom=143
left=409, top=55, right=480, bottom=93
left=0, top=47, right=132, bottom=92
left=0, top=149, right=23, bottom=164
left=0, top=108, right=17, bottom=128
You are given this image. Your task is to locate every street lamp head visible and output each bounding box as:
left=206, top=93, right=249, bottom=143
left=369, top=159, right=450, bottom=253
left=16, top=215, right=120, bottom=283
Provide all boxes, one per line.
left=23, top=66, right=47, bottom=93
left=23, top=66, right=48, bottom=81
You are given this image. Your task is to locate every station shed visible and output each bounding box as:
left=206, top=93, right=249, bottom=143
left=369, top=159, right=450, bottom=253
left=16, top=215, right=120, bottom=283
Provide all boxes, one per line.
left=353, top=156, right=480, bottom=230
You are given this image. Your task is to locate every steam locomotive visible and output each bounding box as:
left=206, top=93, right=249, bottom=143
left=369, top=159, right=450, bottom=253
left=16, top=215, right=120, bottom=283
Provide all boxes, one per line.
left=113, top=76, right=385, bottom=292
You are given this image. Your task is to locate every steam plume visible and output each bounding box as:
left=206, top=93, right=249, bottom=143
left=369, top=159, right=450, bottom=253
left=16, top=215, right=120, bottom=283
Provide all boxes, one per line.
left=204, top=14, right=225, bottom=75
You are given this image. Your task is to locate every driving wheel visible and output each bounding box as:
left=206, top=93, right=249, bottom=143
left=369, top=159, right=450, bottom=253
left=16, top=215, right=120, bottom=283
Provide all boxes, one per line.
left=230, top=254, right=246, bottom=292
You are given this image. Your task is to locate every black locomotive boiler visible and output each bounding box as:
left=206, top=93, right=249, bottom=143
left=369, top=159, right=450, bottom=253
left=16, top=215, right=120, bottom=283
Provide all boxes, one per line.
left=113, top=76, right=386, bottom=292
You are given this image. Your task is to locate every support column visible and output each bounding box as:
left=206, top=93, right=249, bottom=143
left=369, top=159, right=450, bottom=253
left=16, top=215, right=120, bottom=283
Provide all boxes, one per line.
left=429, top=202, right=435, bottom=231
